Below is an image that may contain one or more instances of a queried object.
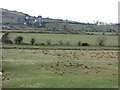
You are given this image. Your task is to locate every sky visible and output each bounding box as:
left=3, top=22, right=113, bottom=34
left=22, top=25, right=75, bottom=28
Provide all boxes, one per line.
left=0, top=0, right=119, bottom=23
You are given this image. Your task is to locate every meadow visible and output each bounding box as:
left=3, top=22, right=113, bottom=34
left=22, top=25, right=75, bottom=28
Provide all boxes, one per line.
left=7, top=33, right=118, bottom=46
left=2, top=44, right=119, bottom=50
left=2, top=49, right=118, bottom=88
left=1, top=8, right=119, bottom=88
left=70, top=24, right=118, bottom=31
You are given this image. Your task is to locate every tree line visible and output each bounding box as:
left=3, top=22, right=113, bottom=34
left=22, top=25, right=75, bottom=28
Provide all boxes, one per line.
left=1, top=33, right=107, bottom=46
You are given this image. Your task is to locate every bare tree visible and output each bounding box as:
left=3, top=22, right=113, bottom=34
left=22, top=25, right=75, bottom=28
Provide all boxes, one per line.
left=66, top=41, right=70, bottom=46
left=97, top=36, right=107, bottom=46
left=46, top=20, right=59, bottom=31
left=58, top=40, right=63, bottom=45
left=60, top=23, right=71, bottom=31
left=46, top=39, right=51, bottom=45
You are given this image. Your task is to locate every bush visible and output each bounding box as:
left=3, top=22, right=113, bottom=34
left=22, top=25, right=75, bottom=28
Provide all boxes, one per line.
left=47, top=40, right=51, bottom=45
left=58, top=40, right=63, bottom=45
left=81, top=43, right=89, bottom=46
left=66, top=41, right=70, bottom=46
left=30, top=38, right=35, bottom=45
left=77, top=41, right=81, bottom=46
left=1, top=33, right=13, bottom=44
left=40, top=43, right=45, bottom=45
left=3, top=39, right=13, bottom=44
left=1, top=33, right=9, bottom=43
left=14, top=36, right=23, bottom=44
left=97, top=36, right=107, bottom=46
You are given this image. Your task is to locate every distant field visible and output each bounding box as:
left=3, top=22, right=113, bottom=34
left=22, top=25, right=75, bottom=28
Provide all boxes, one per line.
left=70, top=24, right=118, bottom=31
left=7, top=33, right=118, bottom=46
left=1, top=30, right=117, bottom=36
left=86, top=32, right=117, bottom=35
left=2, top=49, right=118, bottom=88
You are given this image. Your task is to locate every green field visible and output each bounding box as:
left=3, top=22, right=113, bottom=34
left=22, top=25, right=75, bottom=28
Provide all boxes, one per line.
left=1, top=8, right=119, bottom=88
left=2, top=44, right=119, bottom=50
left=2, top=49, right=118, bottom=88
left=7, top=33, right=118, bottom=46
left=86, top=32, right=117, bottom=35
left=70, top=24, right=118, bottom=31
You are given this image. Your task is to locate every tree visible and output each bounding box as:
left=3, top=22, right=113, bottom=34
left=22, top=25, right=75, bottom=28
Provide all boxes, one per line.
left=1, top=33, right=9, bottom=43
left=77, top=41, right=81, bottom=46
left=58, top=40, right=63, bottom=45
left=1, top=33, right=13, bottom=44
left=32, top=22, right=40, bottom=28
left=46, top=20, right=59, bottom=31
left=60, top=23, right=71, bottom=31
left=30, top=38, right=35, bottom=45
left=66, top=41, right=70, bottom=46
left=97, top=36, right=107, bottom=46
left=41, top=21, right=45, bottom=28
left=14, top=36, right=23, bottom=44
left=81, top=43, right=89, bottom=46
left=24, top=16, right=32, bottom=26
left=102, top=32, right=105, bottom=35
left=46, top=39, right=51, bottom=45
left=37, top=15, right=42, bottom=18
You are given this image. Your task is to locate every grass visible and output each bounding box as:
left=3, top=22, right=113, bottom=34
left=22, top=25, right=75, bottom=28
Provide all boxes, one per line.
left=7, top=33, right=118, bottom=46
left=2, top=49, right=118, bottom=88
left=2, top=44, right=119, bottom=50
left=86, top=32, right=117, bottom=35
left=70, top=24, right=118, bottom=31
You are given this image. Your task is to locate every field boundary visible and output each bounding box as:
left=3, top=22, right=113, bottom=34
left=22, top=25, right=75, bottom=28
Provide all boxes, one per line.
left=1, top=47, right=119, bottom=51
left=1, top=31, right=118, bottom=36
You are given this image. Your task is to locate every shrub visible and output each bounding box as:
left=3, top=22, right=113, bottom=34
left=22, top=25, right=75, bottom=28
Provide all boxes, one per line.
left=47, top=40, right=51, bottom=45
left=1, top=33, right=9, bottom=43
left=81, top=43, right=89, bottom=46
left=4, top=39, right=13, bottom=44
left=30, top=38, right=35, bottom=45
left=97, top=36, right=107, bottom=46
left=58, top=40, right=63, bottom=45
left=77, top=41, right=81, bottom=46
left=1, top=33, right=13, bottom=44
left=40, top=43, right=45, bottom=45
left=66, top=41, right=70, bottom=46
left=14, top=36, right=23, bottom=44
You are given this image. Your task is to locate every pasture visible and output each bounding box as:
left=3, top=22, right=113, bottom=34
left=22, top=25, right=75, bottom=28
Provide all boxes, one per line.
left=70, top=24, right=118, bottom=31
left=7, top=33, right=118, bottom=46
left=2, top=44, right=119, bottom=50
left=2, top=49, right=118, bottom=88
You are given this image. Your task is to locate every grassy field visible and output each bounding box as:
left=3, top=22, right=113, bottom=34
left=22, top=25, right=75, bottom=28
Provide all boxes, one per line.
left=2, top=44, right=119, bottom=50
left=70, top=24, right=118, bottom=31
left=2, top=49, right=118, bottom=88
left=86, top=32, right=117, bottom=35
left=7, top=33, right=118, bottom=46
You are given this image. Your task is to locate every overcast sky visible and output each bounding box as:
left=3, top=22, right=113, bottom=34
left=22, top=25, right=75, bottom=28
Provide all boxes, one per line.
left=0, top=0, right=119, bottom=23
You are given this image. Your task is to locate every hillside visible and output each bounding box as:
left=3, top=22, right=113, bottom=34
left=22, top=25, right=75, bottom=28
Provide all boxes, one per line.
left=0, top=8, right=118, bottom=32
left=1, top=9, right=26, bottom=23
